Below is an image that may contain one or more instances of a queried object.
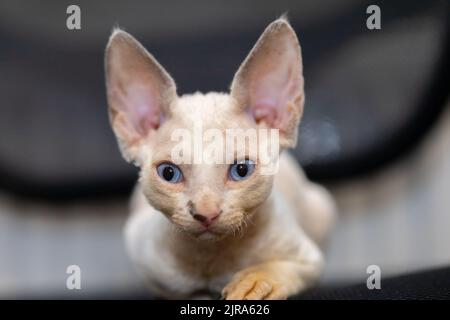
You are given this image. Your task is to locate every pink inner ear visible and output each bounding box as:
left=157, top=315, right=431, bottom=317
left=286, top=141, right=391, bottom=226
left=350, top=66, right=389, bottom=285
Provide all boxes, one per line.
left=252, top=99, right=277, bottom=125
left=250, top=62, right=300, bottom=130
left=115, top=82, right=162, bottom=137
left=252, top=99, right=293, bottom=131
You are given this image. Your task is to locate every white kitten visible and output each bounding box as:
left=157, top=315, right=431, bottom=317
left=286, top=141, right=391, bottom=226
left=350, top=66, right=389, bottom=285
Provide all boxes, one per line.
left=105, top=17, right=335, bottom=299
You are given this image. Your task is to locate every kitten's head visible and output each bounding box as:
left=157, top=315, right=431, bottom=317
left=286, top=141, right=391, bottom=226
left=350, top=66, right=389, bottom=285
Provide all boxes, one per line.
left=105, top=18, right=304, bottom=240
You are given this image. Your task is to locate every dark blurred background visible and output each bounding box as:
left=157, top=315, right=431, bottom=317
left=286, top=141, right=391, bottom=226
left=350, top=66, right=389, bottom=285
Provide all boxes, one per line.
left=0, top=0, right=448, bottom=298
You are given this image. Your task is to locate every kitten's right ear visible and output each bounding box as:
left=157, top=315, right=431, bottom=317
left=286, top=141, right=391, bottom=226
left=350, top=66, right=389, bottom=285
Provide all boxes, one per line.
left=105, top=29, right=177, bottom=164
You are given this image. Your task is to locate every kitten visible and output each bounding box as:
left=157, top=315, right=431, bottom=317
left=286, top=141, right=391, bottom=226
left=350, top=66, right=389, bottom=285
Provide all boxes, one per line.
left=105, top=17, right=335, bottom=300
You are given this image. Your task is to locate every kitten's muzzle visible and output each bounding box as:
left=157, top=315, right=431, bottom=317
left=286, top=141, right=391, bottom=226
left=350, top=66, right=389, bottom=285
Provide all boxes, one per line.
left=188, top=200, right=222, bottom=228
left=190, top=209, right=222, bottom=228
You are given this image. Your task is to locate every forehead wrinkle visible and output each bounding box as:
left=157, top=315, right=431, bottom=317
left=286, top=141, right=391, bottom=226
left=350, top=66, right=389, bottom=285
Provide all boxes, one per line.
left=151, top=92, right=261, bottom=166
left=174, top=92, right=235, bottom=129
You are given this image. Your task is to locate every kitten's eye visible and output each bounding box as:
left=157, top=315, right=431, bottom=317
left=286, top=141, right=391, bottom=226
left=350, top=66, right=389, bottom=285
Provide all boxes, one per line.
left=156, top=162, right=183, bottom=183
left=229, top=159, right=255, bottom=181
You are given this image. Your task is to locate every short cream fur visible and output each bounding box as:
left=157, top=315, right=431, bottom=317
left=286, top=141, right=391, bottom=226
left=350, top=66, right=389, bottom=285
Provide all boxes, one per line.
left=105, top=17, right=335, bottom=299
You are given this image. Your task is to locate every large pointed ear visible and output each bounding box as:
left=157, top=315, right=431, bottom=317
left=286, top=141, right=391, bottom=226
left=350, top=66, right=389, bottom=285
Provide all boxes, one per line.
left=105, top=29, right=177, bottom=164
left=230, top=18, right=304, bottom=148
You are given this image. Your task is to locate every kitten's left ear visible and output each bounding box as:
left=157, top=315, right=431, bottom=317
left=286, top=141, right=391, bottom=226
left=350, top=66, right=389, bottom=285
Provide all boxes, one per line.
left=231, top=18, right=304, bottom=148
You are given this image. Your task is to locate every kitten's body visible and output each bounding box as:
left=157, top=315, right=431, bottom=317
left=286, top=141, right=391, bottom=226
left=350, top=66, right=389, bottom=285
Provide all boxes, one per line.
left=106, top=19, right=335, bottom=299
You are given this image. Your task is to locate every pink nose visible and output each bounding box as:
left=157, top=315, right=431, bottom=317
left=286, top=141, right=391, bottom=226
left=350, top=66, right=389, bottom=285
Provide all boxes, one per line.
left=192, top=211, right=221, bottom=227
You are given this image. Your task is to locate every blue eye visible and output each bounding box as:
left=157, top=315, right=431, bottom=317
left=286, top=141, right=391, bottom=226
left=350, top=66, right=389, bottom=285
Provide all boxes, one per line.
left=156, top=162, right=183, bottom=183
left=229, top=159, right=255, bottom=181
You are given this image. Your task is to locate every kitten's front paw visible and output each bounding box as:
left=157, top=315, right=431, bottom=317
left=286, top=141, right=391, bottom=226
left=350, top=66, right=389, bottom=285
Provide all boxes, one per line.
left=222, top=270, right=287, bottom=300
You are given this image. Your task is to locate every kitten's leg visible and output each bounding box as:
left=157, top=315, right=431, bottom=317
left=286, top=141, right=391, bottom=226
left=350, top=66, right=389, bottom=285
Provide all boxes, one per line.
left=222, top=236, right=323, bottom=300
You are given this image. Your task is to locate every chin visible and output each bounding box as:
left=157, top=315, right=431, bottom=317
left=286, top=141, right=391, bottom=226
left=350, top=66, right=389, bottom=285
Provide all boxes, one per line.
left=196, top=231, right=221, bottom=241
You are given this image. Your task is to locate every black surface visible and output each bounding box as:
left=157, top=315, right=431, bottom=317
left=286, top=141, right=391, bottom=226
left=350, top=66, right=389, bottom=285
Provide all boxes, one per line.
left=298, top=266, right=450, bottom=300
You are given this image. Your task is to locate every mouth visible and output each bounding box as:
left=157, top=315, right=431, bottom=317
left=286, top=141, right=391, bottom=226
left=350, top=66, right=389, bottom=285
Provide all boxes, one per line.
left=196, top=228, right=218, bottom=236
left=194, top=227, right=223, bottom=240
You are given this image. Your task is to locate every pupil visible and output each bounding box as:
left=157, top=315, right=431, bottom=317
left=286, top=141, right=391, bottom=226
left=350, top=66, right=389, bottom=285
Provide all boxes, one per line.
left=237, top=164, right=248, bottom=177
left=163, top=166, right=175, bottom=181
